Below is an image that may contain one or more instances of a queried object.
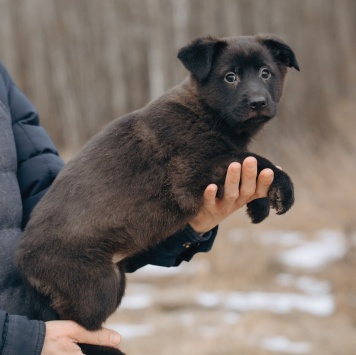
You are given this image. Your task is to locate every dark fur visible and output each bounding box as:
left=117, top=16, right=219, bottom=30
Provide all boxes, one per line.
left=16, top=35, right=299, bottom=354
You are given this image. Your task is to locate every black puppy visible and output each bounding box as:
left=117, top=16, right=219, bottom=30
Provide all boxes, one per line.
left=17, top=34, right=299, bottom=354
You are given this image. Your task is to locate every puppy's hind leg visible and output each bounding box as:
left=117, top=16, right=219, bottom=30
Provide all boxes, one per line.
left=76, top=263, right=127, bottom=355
left=52, top=260, right=126, bottom=331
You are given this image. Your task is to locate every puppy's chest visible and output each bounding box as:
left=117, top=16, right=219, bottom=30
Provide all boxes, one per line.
left=134, top=105, right=250, bottom=171
left=166, top=134, right=246, bottom=181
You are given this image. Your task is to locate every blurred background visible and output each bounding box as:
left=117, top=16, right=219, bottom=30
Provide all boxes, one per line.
left=1, top=0, right=355, bottom=354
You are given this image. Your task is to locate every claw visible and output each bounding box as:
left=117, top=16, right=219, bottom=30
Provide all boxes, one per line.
left=268, top=185, right=294, bottom=215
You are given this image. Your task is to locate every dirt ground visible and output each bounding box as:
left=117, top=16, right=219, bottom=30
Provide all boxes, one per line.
left=106, top=192, right=356, bottom=355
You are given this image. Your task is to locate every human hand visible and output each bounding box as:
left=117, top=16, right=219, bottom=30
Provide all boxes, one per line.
left=189, top=157, right=274, bottom=234
left=41, top=320, right=121, bottom=355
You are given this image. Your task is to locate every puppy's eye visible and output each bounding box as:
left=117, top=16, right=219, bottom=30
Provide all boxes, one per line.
left=260, top=68, right=271, bottom=80
left=224, top=72, right=237, bottom=83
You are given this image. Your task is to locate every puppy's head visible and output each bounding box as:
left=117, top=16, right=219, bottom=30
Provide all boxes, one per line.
left=178, top=35, right=299, bottom=128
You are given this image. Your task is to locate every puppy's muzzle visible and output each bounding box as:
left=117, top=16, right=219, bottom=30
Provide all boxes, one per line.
left=249, top=95, right=267, bottom=111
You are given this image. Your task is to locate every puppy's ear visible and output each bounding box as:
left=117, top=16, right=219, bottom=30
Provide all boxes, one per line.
left=257, top=34, right=300, bottom=71
left=178, top=36, right=226, bottom=81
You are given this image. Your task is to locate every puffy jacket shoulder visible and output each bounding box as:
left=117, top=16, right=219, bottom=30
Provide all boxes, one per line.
left=0, top=62, right=64, bottom=227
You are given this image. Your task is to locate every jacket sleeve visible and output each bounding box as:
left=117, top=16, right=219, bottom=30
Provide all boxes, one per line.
left=125, top=225, right=218, bottom=272
left=0, top=63, right=64, bottom=228
left=0, top=309, right=45, bottom=355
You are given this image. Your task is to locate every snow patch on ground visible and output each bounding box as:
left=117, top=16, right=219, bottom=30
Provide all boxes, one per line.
left=197, top=291, right=334, bottom=317
left=260, top=336, right=311, bottom=354
left=275, top=274, right=331, bottom=295
left=279, top=229, right=346, bottom=270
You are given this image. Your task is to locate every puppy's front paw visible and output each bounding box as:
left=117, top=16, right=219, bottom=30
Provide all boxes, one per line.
left=269, top=172, right=294, bottom=215
left=247, top=198, right=270, bottom=224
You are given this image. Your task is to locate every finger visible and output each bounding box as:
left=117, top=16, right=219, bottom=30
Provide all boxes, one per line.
left=73, top=325, right=121, bottom=348
left=203, top=184, right=218, bottom=206
left=254, top=168, right=274, bottom=199
left=238, top=157, right=258, bottom=200
left=223, top=162, right=241, bottom=201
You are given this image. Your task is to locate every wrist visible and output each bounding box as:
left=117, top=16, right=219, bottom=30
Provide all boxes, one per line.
left=185, top=224, right=215, bottom=242
left=188, top=220, right=213, bottom=235
left=188, top=225, right=204, bottom=235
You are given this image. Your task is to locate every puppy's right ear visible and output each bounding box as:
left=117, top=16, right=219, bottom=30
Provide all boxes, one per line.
left=178, top=36, right=225, bottom=82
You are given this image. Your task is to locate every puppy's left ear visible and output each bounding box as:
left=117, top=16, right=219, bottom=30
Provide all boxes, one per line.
left=257, top=34, right=300, bottom=71
left=178, top=36, right=226, bottom=81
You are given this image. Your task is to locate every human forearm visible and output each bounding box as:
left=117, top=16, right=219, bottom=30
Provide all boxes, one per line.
left=124, top=225, right=218, bottom=272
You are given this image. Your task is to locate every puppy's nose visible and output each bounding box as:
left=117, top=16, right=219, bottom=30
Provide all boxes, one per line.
left=249, top=96, right=267, bottom=111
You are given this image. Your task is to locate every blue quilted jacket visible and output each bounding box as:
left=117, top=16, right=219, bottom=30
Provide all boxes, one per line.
left=0, top=62, right=62, bottom=354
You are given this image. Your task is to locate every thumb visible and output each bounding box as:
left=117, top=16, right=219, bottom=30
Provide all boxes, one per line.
left=73, top=325, right=121, bottom=348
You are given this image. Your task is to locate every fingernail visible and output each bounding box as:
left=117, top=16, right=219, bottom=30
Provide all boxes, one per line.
left=110, top=332, right=121, bottom=346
